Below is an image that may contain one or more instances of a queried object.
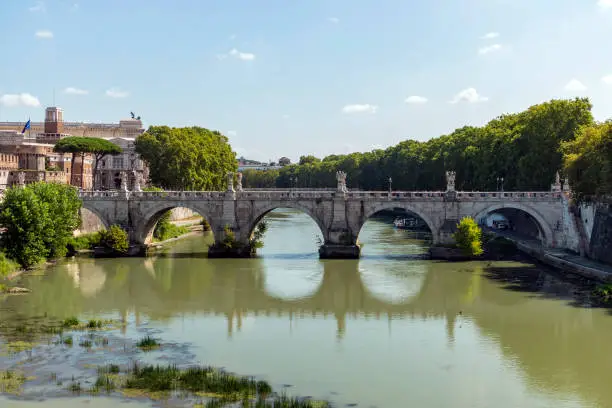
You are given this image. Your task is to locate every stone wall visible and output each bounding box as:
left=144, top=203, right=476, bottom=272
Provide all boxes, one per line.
left=168, top=207, right=199, bottom=221
left=588, top=203, right=612, bottom=266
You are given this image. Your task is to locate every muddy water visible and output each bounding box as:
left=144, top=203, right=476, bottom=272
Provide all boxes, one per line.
left=1, top=210, right=612, bottom=408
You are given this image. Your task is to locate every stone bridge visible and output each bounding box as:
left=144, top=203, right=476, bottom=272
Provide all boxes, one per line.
left=79, top=186, right=566, bottom=258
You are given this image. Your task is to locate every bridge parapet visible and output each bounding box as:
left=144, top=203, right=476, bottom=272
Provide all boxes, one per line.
left=79, top=189, right=563, bottom=202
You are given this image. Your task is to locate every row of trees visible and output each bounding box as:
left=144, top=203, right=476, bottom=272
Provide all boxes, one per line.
left=240, top=98, right=606, bottom=198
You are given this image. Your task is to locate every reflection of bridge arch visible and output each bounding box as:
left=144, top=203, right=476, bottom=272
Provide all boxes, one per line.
left=358, top=262, right=428, bottom=305
left=472, top=203, right=553, bottom=246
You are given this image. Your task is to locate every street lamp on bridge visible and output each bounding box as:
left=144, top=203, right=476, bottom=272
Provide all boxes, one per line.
left=388, top=176, right=392, bottom=193
left=496, top=177, right=505, bottom=192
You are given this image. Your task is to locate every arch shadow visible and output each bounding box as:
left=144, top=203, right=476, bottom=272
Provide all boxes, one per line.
left=472, top=203, right=553, bottom=246
left=80, top=203, right=111, bottom=230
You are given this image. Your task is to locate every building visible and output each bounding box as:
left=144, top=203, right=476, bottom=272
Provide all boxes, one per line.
left=0, top=107, right=147, bottom=190
left=237, top=157, right=282, bottom=172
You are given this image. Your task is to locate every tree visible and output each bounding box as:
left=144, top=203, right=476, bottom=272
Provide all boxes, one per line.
left=298, top=155, right=321, bottom=165
left=54, top=136, right=122, bottom=189
left=453, top=217, right=483, bottom=256
left=135, top=126, right=237, bottom=190
left=278, top=157, right=291, bottom=166
left=563, top=121, right=612, bottom=202
left=0, top=182, right=82, bottom=268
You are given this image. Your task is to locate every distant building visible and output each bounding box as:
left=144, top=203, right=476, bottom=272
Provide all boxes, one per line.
left=237, top=157, right=282, bottom=172
left=0, top=106, right=147, bottom=190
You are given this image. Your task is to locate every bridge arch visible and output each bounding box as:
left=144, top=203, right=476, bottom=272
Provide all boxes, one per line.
left=472, top=203, right=554, bottom=246
left=134, top=202, right=218, bottom=245
left=246, top=202, right=328, bottom=243
left=80, top=202, right=111, bottom=230
left=357, top=203, right=439, bottom=244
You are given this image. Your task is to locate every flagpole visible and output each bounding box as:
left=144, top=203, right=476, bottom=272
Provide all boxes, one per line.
left=28, top=116, right=31, bottom=139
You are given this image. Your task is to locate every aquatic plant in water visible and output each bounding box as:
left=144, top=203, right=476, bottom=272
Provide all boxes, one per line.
left=91, top=362, right=329, bottom=406
left=136, top=335, right=160, bottom=350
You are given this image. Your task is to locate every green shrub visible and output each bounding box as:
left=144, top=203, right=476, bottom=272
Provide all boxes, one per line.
left=66, top=232, right=101, bottom=253
left=153, top=211, right=189, bottom=241
left=98, top=225, right=129, bottom=254
left=0, top=252, right=20, bottom=278
left=249, top=220, right=268, bottom=252
left=453, top=217, right=483, bottom=256
left=200, top=218, right=211, bottom=231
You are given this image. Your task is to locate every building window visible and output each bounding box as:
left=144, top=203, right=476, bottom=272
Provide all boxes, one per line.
left=112, top=157, right=124, bottom=169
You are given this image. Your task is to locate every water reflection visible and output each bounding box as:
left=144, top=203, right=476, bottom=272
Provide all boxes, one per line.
left=1, top=213, right=611, bottom=408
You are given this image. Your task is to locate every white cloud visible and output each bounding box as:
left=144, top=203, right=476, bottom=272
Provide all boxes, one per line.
left=35, top=30, right=53, bottom=39
left=64, top=87, right=88, bottom=95
left=342, top=104, right=378, bottom=114
left=328, top=17, right=340, bottom=23
left=228, top=48, right=255, bottom=61
left=480, top=32, right=499, bottom=39
left=564, top=79, right=587, bottom=92
left=105, top=88, right=129, bottom=98
left=449, top=88, right=488, bottom=104
left=405, top=95, right=428, bottom=104
left=598, top=0, right=612, bottom=9
left=29, top=2, right=45, bottom=12
left=0, top=93, right=41, bottom=107
left=602, top=74, right=612, bottom=85
left=478, top=44, right=502, bottom=55
left=227, top=130, right=237, bottom=137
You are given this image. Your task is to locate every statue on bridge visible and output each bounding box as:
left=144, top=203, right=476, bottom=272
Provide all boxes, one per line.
left=120, top=171, right=128, bottom=192
left=226, top=172, right=235, bottom=192
left=16, top=171, right=25, bottom=187
left=336, top=171, right=348, bottom=193
left=445, top=171, right=456, bottom=192
left=551, top=171, right=562, bottom=192
left=236, top=172, right=243, bottom=192
left=133, top=170, right=142, bottom=192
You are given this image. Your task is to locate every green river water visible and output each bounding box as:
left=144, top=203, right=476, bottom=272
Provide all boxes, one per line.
left=1, top=209, right=611, bottom=408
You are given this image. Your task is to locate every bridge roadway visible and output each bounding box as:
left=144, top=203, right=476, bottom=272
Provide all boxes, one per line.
left=79, top=188, right=566, bottom=258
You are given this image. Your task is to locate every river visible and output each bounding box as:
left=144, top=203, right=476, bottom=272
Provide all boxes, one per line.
left=1, top=209, right=611, bottom=408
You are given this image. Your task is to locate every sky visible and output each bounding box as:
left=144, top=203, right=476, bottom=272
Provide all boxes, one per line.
left=1, top=0, right=612, bottom=163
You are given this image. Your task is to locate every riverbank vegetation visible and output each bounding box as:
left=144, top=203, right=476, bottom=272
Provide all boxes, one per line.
left=0, top=183, right=81, bottom=269
left=153, top=211, right=189, bottom=242
left=98, top=225, right=129, bottom=254
left=92, top=362, right=329, bottom=407
left=239, top=98, right=594, bottom=192
left=453, top=217, right=484, bottom=257
left=135, top=126, right=237, bottom=190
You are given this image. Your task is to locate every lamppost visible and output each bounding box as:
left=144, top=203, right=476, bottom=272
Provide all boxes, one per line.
left=388, top=176, right=392, bottom=193
left=496, top=177, right=505, bottom=192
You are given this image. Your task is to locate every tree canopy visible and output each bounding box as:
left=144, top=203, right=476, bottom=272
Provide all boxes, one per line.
left=135, top=126, right=237, bottom=190
left=241, top=98, right=595, bottom=192
left=563, top=120, right=612, bottom=202
left=0, top=182, right=82, bottom=268
left=54, top=136, right=122, bottom=188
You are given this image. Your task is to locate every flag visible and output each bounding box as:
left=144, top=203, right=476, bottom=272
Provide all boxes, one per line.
left=21, top=119, right=31, bottom=134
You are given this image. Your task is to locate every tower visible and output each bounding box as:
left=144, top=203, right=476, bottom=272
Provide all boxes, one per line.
left=44, top=107, right=64, bottom=134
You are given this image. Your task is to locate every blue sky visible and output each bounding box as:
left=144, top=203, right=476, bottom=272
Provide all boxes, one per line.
left=1, top=0, right=611, bottom=162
